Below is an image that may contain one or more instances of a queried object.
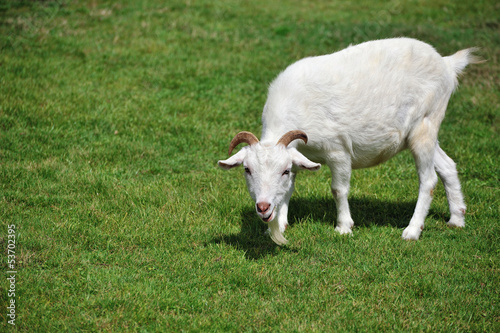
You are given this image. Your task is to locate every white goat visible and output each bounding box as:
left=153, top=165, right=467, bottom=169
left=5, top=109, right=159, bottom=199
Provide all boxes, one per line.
left=219, top=37, right=481, bottom=245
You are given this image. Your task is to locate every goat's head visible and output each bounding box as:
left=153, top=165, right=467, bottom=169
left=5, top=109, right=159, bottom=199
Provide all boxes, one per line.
left=218, top=130, right=321, bottom=223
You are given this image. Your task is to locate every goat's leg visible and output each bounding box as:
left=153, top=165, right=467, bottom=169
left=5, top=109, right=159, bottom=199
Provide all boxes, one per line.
left=327, top=156, right=354, bottom=234
left=267, top=174, right=295, bottom=245
left=403, top=144, right=439, bottom=240
left=275, top=173, right=295, bottom=233
left=434, top=144, right=466, bottom=227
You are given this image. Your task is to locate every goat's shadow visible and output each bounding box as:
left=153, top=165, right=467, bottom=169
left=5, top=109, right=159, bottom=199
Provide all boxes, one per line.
left=210, top=196, right=444, bottom=260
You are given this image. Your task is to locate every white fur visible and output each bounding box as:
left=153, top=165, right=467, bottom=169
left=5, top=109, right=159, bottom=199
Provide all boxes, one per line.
left=219, top=38, right=480, bottom=245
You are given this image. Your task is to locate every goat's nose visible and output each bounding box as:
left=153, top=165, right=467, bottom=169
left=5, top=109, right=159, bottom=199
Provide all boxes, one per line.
left=256, top=202, right=271, bottom=213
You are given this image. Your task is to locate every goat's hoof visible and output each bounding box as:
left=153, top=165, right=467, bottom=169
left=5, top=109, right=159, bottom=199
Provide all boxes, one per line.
left=335, top=226, right=353, bottom=235
left=402, top=227, right=421, bottom=240
left=447, top=216, right=465, bottom=228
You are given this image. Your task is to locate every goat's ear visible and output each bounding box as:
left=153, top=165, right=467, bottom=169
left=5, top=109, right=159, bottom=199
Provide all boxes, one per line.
left=289, top=148, right=321, bottom=171
left=218, top=149, right=247, bottom=170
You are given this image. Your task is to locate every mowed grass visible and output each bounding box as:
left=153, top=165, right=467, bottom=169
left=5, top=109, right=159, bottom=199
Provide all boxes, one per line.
left=1, top=0, right=499, bottom=331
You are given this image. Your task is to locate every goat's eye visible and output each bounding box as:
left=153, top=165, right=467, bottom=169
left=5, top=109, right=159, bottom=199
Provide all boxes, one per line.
left=282, top=169, right=290, bottom=176
left=244, top=167, right=251, bottom=175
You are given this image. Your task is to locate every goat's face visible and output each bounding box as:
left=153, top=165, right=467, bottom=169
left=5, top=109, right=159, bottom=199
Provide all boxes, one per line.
left=218, top=131, right=320, bottom=222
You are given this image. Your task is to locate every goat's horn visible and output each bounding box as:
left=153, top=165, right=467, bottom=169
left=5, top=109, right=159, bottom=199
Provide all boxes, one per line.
left=277, top=130, right=308, bottom=147
left=228, top=131, right=259, bottom=155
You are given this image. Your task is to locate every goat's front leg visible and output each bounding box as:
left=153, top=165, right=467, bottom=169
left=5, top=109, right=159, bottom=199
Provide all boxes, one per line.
left=267, top=174, right=295, bottom=245
left=327, top=155, right=354, bottom=234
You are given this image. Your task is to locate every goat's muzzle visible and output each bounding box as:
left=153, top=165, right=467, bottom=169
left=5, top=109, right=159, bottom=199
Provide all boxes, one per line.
left=256, top=202, right=274, bottom=222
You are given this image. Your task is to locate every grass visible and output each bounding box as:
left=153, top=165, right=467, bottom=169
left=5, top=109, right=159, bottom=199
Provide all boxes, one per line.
left=1, top=0, right=499, bottom=331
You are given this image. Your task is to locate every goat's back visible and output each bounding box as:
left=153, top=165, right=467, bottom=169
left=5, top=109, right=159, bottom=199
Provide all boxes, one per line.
left=261, top=38, right=473, bottom=168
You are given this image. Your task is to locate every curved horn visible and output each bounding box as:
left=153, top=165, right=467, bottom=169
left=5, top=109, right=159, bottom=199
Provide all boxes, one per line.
left=228, top=131, right=259, bottom=155
left=276, top=130, right=308, bottom=147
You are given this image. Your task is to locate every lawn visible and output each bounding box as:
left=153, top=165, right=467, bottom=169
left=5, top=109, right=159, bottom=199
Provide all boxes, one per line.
left=1, top=0, right=499, bottom=331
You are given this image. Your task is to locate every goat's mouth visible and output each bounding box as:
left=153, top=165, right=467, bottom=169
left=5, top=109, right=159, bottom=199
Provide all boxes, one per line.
left=260, top=208, right=275, bottom=223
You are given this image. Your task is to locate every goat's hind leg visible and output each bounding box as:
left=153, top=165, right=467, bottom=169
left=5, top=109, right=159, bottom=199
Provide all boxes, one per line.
left=434, top=144, right=466, bottom=228
left=403, top=139, right=439, bottom=240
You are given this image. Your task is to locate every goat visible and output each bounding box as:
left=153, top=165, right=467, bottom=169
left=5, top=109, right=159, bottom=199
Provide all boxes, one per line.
left=218, top=37, right=481, bottom=245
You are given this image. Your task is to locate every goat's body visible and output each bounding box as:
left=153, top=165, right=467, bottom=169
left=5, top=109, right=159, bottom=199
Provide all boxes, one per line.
left=220, top=38, right=479, bottom=244
left=262, top=38, right=463, bottom=168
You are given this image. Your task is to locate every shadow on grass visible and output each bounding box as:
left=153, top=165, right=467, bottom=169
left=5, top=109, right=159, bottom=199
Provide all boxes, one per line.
left=210, top=208, right=289, bottom=260
left=210, top=195, right=431, bottom=260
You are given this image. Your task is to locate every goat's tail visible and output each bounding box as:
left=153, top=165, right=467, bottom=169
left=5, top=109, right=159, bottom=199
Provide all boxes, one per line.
left=445, top=47, right=484, bottom=76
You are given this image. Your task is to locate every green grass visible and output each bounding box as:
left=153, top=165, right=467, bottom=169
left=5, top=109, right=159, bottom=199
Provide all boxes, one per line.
left=1, top=0, right=499, bottom=331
